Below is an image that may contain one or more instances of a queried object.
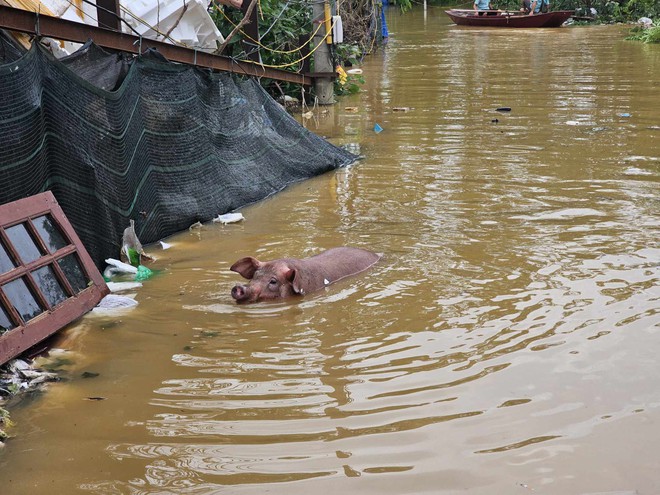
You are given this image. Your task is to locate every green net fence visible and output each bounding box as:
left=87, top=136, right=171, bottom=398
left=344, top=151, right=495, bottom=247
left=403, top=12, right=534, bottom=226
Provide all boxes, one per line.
left=0, top=34, right=356, bottom=267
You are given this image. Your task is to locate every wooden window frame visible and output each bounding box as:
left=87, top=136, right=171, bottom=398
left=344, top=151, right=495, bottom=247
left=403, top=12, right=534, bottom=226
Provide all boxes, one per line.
left=0, top=191, right=109, bottom=364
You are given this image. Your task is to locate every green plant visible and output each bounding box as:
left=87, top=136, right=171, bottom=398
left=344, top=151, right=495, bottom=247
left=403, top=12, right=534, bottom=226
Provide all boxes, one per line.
left=334, top=72, right=365, bottom=95
left=627, top=19, right=660, bottom=42
left=210, top=0, right=312, bottom=97
left=0, top=407, right=13, bottom=441
left=334, top=42, right=364, bottom=68
left=212, top=1, right=378, bottom=99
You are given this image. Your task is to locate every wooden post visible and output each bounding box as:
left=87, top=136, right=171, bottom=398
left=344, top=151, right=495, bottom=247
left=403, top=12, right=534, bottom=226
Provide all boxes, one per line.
left=241, top=0, right=261, bottom=63
left=312, top=0, right=334, bottom=104
left=96, top=0, right=121, bottom=31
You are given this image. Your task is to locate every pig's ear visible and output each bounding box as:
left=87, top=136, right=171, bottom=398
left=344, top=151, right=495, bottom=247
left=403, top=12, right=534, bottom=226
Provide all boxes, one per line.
left=230, top=257, right=261, bottom=279
left=285, top=268, right=304, bottom=294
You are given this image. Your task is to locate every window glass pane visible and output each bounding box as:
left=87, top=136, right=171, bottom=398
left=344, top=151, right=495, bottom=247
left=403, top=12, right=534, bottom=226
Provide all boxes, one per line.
left=33, top=215, right=68, bottom=253
left=58, top=254, right=89, bottom=294
left=0, top=304, right=15, bottom=335
left=0, top=240, right=16, bottom=274
left=3, top=277, right=44, bottom=322
left=32, top=265, right=68, bottom=308
left=5, top=223, right=43, bottom=264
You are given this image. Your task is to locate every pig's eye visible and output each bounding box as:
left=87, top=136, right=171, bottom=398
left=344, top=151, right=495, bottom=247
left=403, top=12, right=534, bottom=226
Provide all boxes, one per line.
left=269, top=278, right=278, bottom=287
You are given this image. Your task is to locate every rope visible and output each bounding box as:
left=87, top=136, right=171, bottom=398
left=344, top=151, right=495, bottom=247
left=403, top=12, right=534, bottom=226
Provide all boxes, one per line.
left=212, top=2, right=323, bottom=55
left=239, top=22, right=333, bottom=70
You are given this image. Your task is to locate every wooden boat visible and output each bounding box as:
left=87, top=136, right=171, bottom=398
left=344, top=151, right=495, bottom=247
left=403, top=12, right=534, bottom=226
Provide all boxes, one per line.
left=445, top=9, right=574, bottom=28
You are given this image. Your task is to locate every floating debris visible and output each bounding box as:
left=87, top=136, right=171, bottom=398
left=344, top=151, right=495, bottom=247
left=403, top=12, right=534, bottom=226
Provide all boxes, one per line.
left=374, top=123, right=384, bottom=133
left=104, top=258, right=153, bottom=282
left=105, top=258, right=137, bottom=275
left=106, top=281, right=143, bottom=292
left=93, top=294, right=138, bottom=313
left=189, top=221, right=203, bottom=230
left=496, top=107, right=512, bottom=112
left=345, top=107, right=359, bottom=113
left=346, top=68, right=363, bottom=74
left=121, top=219, right=155, bottom=266
left=135, top=265, right=154, bottom=281
left=160, top=241, right=172, bottom=250
left=213, top=212, right=245, bottom=224
left=392, top=107, right=411, bottom=112
left=1, top=359, right=59, bottom=398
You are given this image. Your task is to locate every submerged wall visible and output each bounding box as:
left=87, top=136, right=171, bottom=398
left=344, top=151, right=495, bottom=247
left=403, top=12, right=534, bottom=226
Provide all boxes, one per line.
left=0, top=37, right=356, bottom=267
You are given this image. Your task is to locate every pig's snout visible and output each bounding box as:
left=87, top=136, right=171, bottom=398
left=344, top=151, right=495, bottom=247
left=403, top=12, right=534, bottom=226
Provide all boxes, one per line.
left=231, top=284, right=248, bottom=301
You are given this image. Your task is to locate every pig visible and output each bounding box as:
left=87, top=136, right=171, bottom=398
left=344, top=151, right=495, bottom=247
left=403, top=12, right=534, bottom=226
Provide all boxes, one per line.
left=230, top=247, right=381, bottom=303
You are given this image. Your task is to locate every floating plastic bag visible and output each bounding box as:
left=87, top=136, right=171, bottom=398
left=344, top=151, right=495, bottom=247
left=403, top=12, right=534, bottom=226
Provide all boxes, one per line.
left=213, top=213, right=245, bottom=224
left=135, top=265, right=154, bottom=281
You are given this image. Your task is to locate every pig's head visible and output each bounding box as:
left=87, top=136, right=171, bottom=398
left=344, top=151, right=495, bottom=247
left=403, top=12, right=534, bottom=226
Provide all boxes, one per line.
left=230, top=257, right=303, bottom=303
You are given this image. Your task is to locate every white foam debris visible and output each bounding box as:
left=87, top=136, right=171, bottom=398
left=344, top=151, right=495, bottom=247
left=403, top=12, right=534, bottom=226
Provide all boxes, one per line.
left=106, top=282, right=143, bottom=292
left=93, top=294, right=138, bottom=313
left=213, top=213, right=245, bottom=224
left=104, top=258, right=138, bottom=274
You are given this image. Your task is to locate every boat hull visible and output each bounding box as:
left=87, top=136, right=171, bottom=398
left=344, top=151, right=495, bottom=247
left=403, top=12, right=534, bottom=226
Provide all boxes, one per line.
left=444, top=9, right=573, bottom=28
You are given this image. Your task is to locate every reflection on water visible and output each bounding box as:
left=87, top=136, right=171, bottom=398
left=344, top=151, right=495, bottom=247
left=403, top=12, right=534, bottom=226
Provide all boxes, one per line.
left=2, top=7, right=659, bottom=495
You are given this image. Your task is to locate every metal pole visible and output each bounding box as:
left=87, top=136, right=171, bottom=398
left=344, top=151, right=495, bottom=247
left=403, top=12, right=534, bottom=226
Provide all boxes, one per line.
left=312, top=0, right=334, bottom=104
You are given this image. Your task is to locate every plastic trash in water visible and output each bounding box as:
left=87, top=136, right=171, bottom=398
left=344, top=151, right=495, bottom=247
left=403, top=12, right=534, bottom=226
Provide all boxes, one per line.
left=93, top=294, right=138, bottom=314
left=374, top=123, right=384, bottom=133
left=106, top=281, right=143, bottom=292
left=619, top=113, right=631, bottom=118
left=213, top=212, right=245, bottom=224
left=104, top=258, right=154, bottom=282
left=135, top=265, right=154, bottom=281
left=160, top=241, right=172, bottom=250
left=496, top=107, right=512, bottom=112
left=104, top=258, right=138, bottom=277
left=121, top=219, right=154, bottom=266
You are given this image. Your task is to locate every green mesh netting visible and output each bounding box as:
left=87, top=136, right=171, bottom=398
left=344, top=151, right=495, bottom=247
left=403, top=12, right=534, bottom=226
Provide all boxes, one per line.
left=0, top=35, right=356, bottom=267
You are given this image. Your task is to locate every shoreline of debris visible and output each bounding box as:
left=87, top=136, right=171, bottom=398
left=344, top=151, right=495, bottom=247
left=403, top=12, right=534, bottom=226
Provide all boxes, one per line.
left=0, top=358, right=60, bottom=445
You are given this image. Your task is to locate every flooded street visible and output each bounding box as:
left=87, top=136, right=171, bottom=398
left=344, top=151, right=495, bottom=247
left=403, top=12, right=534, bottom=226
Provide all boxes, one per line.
left=2, top=6, right=659, bottom=494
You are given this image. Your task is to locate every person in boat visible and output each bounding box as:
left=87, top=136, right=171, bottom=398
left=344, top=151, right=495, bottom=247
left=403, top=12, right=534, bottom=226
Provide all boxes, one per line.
left=520, top=0, right=531, bottom=13
left=528, top=0, right=548, bottom=14
left=473, top=0, right=492, bottom=11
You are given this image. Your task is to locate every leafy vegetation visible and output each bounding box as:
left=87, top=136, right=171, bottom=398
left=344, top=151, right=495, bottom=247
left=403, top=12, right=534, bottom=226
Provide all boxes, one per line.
left=627, top=19, right=660, bottom=42
left=210, top=0, right=312, bottom=97
left=210, top=0, right=396, bottom=99
left=0, top=406, right=12, bottom=441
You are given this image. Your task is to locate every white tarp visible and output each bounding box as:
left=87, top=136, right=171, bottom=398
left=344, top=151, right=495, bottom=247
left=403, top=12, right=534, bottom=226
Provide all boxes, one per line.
left=33, top=0, right=229, bottom=56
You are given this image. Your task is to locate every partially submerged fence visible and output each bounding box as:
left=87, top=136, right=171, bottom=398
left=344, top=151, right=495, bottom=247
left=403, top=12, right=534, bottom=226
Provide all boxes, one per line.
left=0, top=34, right=357, bottom=268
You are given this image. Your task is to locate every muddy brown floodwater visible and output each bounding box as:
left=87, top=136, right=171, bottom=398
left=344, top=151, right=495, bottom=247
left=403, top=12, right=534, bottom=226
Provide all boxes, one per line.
left=2, top=6, right=659, bottom=495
